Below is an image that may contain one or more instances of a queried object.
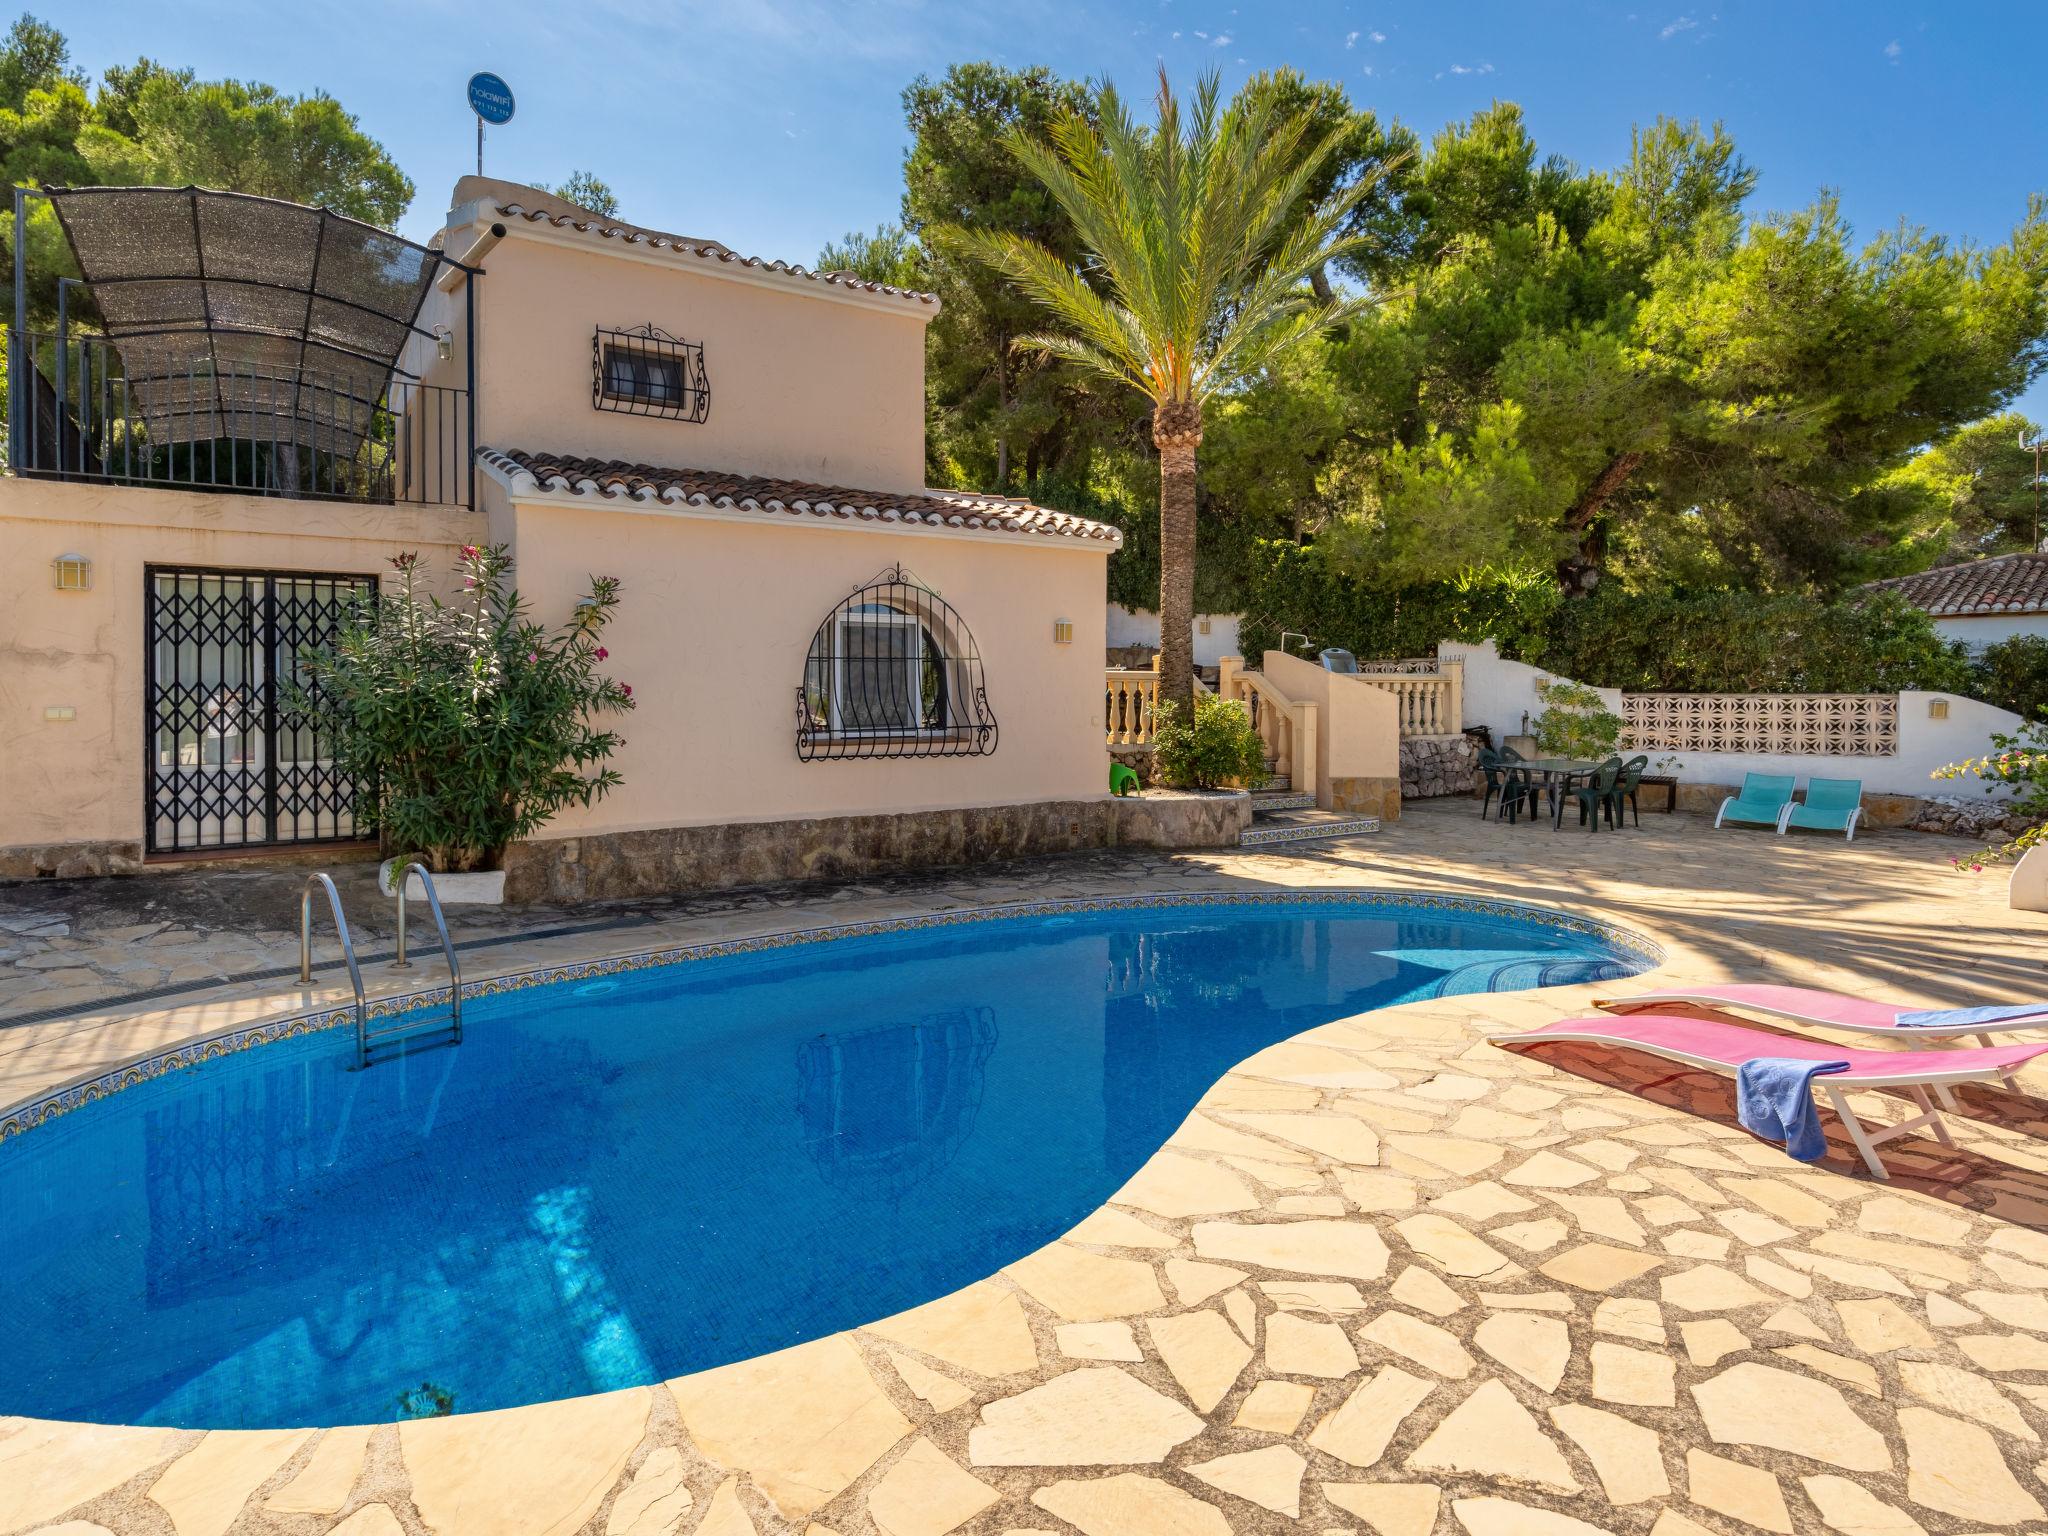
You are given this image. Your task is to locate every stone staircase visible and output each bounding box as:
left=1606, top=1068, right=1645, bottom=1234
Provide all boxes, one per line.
left=1240, top=787, right=1381, bottom=848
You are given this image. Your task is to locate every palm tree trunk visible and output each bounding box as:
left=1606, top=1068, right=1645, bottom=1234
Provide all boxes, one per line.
left=1154, top=398, right=1202, bottom=713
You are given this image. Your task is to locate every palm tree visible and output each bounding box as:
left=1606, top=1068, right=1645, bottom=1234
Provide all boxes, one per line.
left=947, top=69, right=1385, bottom=710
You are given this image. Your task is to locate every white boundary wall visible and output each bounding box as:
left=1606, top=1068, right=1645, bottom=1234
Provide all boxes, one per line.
left=1441, top=639, right=2022, bottom=800
left=1107, top=605, right=1242, bottom=668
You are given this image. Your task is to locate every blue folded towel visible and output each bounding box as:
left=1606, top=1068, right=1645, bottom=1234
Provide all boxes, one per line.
left=1736, top=1057, right=1849, bottom=1163
left=1896, top=1002, right=2048, bottom=1029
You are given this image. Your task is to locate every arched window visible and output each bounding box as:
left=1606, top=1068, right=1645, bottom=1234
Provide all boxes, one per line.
left=797, top=566, right=997, bottom=760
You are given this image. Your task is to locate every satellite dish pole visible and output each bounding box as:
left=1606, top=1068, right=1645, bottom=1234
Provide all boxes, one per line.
left=2023, top=425, right=2046, bottom=552
left=466, top=73, right=516, bottom=178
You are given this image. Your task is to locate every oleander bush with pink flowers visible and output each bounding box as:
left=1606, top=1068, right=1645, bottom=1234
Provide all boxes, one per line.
left=1932, top=722, right=2048, bottom=870
left=296, top=543, right=633, bottom=873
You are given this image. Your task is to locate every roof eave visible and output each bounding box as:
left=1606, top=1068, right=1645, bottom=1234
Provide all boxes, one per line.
left=461, top=207, right=942, bottom=320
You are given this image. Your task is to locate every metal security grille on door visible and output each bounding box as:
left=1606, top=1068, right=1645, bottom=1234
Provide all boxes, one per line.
left=145, top=568, right=376, bottom=854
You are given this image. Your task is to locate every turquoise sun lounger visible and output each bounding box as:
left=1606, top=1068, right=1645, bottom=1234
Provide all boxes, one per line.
left=1714, top=772, right=1795, bottom=832
left=1780, top=776, right=1864, bottom=840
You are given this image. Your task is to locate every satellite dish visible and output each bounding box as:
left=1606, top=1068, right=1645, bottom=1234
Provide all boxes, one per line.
left=467, top=72, right=515, bottom=126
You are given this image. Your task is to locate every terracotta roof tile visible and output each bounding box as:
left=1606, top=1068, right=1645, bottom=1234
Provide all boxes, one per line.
left=479, top=449, right=1124, bottom=548
left=493, top=202, right=940, bottom=307
left=1862, top=552, right=2048, bottom=617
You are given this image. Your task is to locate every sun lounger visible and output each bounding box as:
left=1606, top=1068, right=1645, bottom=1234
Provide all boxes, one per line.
left=1595, top=983, right=2045, bottom=1103
left=1714, top=772, right=1795, bottom=832
left=1782, top=776, right=1864, bottom=839
left=1595, top=983, right=2048, bottom=1041
left=1493, top=1012, right=2048, bottom=1177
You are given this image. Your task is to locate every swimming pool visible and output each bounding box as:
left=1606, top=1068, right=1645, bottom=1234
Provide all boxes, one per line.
left=0, top=892, right=1650, bottom=1429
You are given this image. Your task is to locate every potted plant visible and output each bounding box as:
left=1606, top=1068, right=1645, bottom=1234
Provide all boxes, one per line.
left=1152, top=695, right=1268, bottom=791
left=1529, top=677, right=1623, bottom=761
left=296, top=544, right=634, bottom=902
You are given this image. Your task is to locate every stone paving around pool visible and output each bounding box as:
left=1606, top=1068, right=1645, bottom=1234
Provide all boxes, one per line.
left=4, top=800, right=2048, bottom=1535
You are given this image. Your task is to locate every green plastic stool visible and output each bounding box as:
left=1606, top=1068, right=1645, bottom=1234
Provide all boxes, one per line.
left=1110, top=763, right=1142, bottom=796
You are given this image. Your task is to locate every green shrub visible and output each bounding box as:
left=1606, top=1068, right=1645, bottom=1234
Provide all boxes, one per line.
left=297, top=544, right=634, bottom=872
left=1530, top=678, right=1623, bottom=759
left=1153, top=695, right=1269, bottom=790
left=1239, top=536, right=1973, bottom=696
left=1971, top=635, right=2048, bottom=721
left=1541, top=589, right=1973, bottom=694
left=1238, top=540, right=1560, bottom=664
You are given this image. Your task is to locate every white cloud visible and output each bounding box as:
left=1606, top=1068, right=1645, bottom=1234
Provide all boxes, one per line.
left=1444, top=62, right=1495, bottom=77
left=1369, top=29, right=1386, bottom=42
left=1660, top=14, right=1696, bottom=39
left=1194, top=29, right=1208, bottom=38
left=1884, top=39, right=1902, bottom=60
left=1212, top=31, right=1232, bottom=46
left=1345, top=29, right=1359, bottom=47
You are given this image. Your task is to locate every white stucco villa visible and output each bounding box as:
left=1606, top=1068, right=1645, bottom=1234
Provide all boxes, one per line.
left=0, top=175, right=1256, bottom=896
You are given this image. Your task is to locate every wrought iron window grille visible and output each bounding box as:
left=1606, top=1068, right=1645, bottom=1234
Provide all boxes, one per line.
left=592, top=323, right=709, bottom=422
left=797, top=565, right=998, bottom=761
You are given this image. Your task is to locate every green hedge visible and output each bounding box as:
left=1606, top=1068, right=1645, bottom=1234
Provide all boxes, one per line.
left=1238, top=544, right=1560, bottom=664
left=1237, top=541, right=1978, bottom=696
left=1973, top=635, right=2048, bottom=721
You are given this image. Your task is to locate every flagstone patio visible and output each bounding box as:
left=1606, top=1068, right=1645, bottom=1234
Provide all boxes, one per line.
left=3, top=800, right=2047, bottom=1535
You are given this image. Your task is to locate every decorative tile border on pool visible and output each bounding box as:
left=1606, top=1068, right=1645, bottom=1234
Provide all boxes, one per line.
left=0, top=889, right=1662, bottom=1144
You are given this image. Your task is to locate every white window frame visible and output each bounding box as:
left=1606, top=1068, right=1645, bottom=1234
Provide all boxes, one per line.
left=830, top=605, right=927, bottom=736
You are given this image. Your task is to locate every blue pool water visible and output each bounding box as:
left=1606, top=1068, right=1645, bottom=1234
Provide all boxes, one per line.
left=0, top=896, right=1646, bottom=1429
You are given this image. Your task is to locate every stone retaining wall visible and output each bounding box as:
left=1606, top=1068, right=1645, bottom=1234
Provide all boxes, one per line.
left=0, top=839, right=144, bottom=882
left=1400, top=734, right=1480, bottom=800
left=504, top=792, right=1250, bottom=903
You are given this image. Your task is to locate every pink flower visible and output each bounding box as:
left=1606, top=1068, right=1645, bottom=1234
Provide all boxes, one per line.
left=621, top=683, right=633, bottom=698
left=527, top=651, right=539, bottom=664
left=1972, top=864, right=1984, bottom=872
left=595, top=646, right=609, bottom=661
left=461, top=544, right=480, bottom=560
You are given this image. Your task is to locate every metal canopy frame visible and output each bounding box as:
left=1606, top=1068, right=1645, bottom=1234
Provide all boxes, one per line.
left=13, top=185, right=483, bottom=497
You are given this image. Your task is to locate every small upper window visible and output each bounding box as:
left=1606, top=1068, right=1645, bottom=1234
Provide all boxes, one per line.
left=602, top=347, right=684, bottom=408
left=591, top=324, right=710, bottom=422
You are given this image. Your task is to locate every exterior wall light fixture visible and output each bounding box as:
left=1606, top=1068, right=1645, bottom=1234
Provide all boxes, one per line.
left=1928, top=698, right=1950, bottom=720
left=51, top=553, right=92, bottom=591
left=1053, top=618, right=1073, bottom=645
left=436, top=326, right=454, bottom=360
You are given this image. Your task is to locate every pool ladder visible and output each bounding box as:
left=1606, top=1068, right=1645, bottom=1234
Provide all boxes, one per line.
left=299, top=865, right=464, bottom=1069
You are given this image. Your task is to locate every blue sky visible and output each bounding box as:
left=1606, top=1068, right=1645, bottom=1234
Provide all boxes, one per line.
left=57, top=2, right=2048, bottom=419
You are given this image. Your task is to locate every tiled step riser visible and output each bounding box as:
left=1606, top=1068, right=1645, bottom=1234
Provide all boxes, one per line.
left=1239, top=817, right=1382, bottom=847
left=1251, top=793, right=1317, bottom=815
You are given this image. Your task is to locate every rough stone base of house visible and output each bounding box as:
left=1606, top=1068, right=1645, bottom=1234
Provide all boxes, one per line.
left=0, top=839, right=145, bottom=882
left=504, top=793, right=1251, bottom=903
left=1400, top=734, right=1480, bottom=800
left=1329, top=776, right=1405, bottom=822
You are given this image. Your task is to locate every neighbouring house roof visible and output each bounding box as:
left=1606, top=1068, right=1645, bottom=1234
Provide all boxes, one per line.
left=1862, top=552, right=2048, bottom=617
left=478, top=449, right=1125, bottom=549
left=469, top=182, right=939, bottom=311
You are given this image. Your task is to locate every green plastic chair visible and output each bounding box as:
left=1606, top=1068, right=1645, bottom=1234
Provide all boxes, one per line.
left=1607, top=754, right=1649, bottom=829
left=1781, top=777, right=1864, bottom=840
left=1499, top=763, right=1545, bottom=824
left=1568, top=758, right=1623, bottom=832
left=1110, top=763, right=1142, bottom=796
left=1715, top=772, right=1796, bottom=832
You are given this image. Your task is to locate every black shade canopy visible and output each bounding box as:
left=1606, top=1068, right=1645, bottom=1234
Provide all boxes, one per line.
left=47, top=186, right=443, bottom=454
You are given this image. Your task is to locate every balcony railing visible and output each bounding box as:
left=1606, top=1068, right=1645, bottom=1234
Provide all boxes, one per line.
left=9, top=329, right=471, bottom=507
